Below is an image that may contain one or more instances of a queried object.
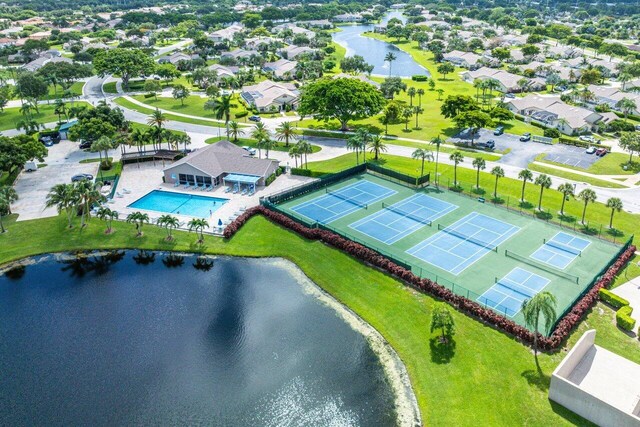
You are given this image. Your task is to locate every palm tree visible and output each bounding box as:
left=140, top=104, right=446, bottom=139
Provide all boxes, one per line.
left=413, top=106, right=424, bottom=128
left=157, top=214, right=179, bottom=241
left=577, top=188, right=597, bottom=224
left=54, top=99, right=68, bottom=122
left=518, top=169, right=533, bottom=202
left=262, top=139, right=277, bottom=158
left=472, top=157, right=486, bottom=189
left=75, top=180, right=104, bottom=227
left=297, top=140, right=313, bottom=168
left=347, top=135, right=362, bottom=165
left=606, top=197, right=623, bottom=229
left=251, top=122, right=269, bottom=158
left=288, top=144, right=301, bottom=168
left=91, top=136, right=114, bottom=170
left=275, top=121, right=297, bottom=147
left=449, top=151, right=464, bottom=186
left=485, top=79, right=501, bottom=105
left=521, top=291, right=557, bottom=359
left=96, top=206, right=118, bottom=234
left=368, top=134, right=387, bottom=161
left=45, top=183, right=80, bottom=228
left=126, top=211, right=149, bottom=237
left=417, top=88, right=425, bottom=107
left=490, top=166, right=504, bottom=198
left=402, top=108, right=413, bottom=131
left=407, top=87, right=416, bottom=107
left=147, top=109, right=167, bottom=150
left=206, top=95, right=233, bottom=137
left=615, top=97, right=637, bottom=122
left=228, top=121, right=243, bottom=142
left=557, top=183, right=574, bottom=215
left=430, top=135, right=444, bottom=187
left=188, top=218, right=209, bottom=244
left=175, top=133, right=191, bottom=152
left=384, top=52, right=397, bottom=76
left=0, top=185, right=18, bottom=233
left=534, top=174, right=552, bottom=211
left=411, top=148, right=433, bottom=177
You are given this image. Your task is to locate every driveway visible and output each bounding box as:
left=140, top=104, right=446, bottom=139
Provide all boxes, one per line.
left=542, top=145, right=601, bottom=169
left=11, top=140, right=101, bottom=221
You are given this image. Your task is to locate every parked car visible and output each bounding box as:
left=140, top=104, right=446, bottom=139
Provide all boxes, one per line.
left=40, top=138, right=54, bottom=147
left=635, top=124, right=640, bottom=131
left=519, top=133, right=531, bottom=142
left=586, top=146, right=596, bottom=154
left=579, top=135, right=594, bottom=142
left=39, top=131, right=60, bottom=145
left=596, top=148, right=607, bottom=157
left=248, top=115, right=261, bottom=122
left=504, top=93, right=515, bottom=99
left=242, top=146, right=256, bottom=156
left=71, top=173, right=94, bottom=182
left=493, top=126, right=504, bottom=136
left=79, top=140, right=92, bottom=150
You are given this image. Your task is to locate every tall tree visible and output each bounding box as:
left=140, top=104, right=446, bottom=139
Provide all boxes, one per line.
left=557, top=183, right=575, bottom=216
left=93, top=48, right=155, bottom=90
left=449, top=151, right=464, bottom=186
left=606, top=197, right=623, bottom=229
left=518, top=169, right=533, bottom=202
left=534, top=174, right=552, bottom=211
left=45, top=183, right=78, bottom=228
left=157, top=214, right=179, bottom=241
left=368, top=135, right=387, bottom=161
left=521, top=292, right=557, bottom=359
left=577, top=188, right=597, bottom=225
left=275, top=121, right=297, bottom=147
left=472, top=157, right=486, bottom=189
left=0, top=185, right=18, bottom=233
left=490, top=166, right=504, bottom=198
left=126, top=211, right=150, bottom=237
left=188, top=218, right=209, bottom=244
left=411, top=148, right=433, bottom=177
left=96, top=206, right=118, bottom=234
left=384, top=52, right=397, bottom=76
left=430, top=303, right=455, bottom=343
left=430, top=135, right=444, bottom=187
left=298, top=78, right=386, bottom=131
left=205, top=95, right=233, bottom=138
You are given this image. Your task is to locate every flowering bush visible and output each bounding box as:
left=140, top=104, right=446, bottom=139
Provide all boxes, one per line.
left=224, top=207, right=636, bottom=350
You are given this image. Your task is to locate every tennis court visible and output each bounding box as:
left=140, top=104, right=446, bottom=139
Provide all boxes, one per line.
left=291, top=180, right=396, bottom=224
left=478, top=268, right=550, bottom=317
left=530, top=232, right=591, bottom=269
left=406, top=212, right=520, bottom=275
left=348, top=194, right=458, bottom=244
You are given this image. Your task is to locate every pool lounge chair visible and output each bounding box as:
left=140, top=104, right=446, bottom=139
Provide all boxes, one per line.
left=183, top=182, right=191, bottom=189
left=174, top=181, right=181, bottom=187
left=241, top=188, right=247, bottom=196
left=248, top=188, right=255, bottom=196
left=116, top=192, right=124, bottom=198
left=122, top=188, right=131, bottom=194
left=224, top=186, right=231, bottom=193
left=232, top=187, right=238, bottom=194
left=205, top=185, right=213, bottom=192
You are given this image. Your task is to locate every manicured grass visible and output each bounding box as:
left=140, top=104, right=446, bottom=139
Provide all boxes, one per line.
left=129, top=93, right=249, bottom=121
left=529, top=163, right=627, bottom=189
left=0, top=213, right=638, bottom=426
left=0, top=101, right=89, bottom=131
left=44, top=81, right=84, bottom=100
left=205, top=136, right=322, bottom=153
left=611, top=254, right=640, bottom=289
left=541, top=152, right=640, bottom=176
left=113, top=97, right=227, bottom=129
left=0, top=167, right=20, bottom=186
left=306, top=153, right=639, bottom=243
left=297, top=34, right=544, bottom=142
left=128, top=121, right=187, bottom=136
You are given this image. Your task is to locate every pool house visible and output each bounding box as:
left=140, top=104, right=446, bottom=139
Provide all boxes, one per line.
left=163, top=140, right=280, bottom=191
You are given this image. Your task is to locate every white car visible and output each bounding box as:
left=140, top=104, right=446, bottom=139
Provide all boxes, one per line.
left=579, top=135, right=594, bottom=142
left=586, top=146, right=596, bottom=154
left=242, top=146, right=256, bottom=156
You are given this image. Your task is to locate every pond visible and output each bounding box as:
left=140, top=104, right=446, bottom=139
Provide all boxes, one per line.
left=0, top=252, right=414, bottom=426
left=332, top=11, right=429, bottom=78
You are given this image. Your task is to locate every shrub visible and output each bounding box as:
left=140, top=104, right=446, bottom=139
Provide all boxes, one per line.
left=411, top=75, right=429, bottom=81
left=143, top=92, right=155, bottom=99
left=265, top=172, right=277, bottom=186
left=606, top=119, right=635, bottom=133
left=543, top=128, right=561, bottom=138
left=598, top=288, right=629, bottom=308
left=559, top=137, right=612, bottom=151
left=222, top=206, right=637, bottom=351
left=235, top=111, right=248, bottom=119
left=291, top=167, right=312, bottom=176
left=616, top=306, right=636, bottom=331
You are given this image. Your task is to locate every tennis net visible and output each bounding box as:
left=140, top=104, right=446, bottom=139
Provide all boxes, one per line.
left=494, top=277, right=536, bottom=299
left=437, top=224, right=498, bottom=252
left=326, top=188, right=368, bottom=209
left=382, top=202, right=432, bottom=226
left=505, top=250, right=580, bottom=283
left=544, top=239, right=582, bottom=256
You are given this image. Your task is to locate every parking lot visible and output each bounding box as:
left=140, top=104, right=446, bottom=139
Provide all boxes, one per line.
left=543, top=145, right=603, bottom=169
left=12, top=140, right=99, bottom=221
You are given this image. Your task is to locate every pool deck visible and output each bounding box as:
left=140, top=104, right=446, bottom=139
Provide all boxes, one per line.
left=110, top=162, right=313, bottom=234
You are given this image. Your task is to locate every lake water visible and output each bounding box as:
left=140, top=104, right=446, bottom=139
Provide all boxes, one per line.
left=332, top=11, right=429, bottom=78
left=0, top=253, right=398, bottom=426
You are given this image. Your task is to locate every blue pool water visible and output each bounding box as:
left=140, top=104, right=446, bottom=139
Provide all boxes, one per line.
left=128, top=190, right=228, bottom=217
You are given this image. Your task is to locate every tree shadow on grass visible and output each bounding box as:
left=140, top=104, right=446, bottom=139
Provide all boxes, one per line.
left=581, top=225, right=598, bottom=235
left=471, top=187, right=486, bottom=195
left=606, top=228, right=624, bottom=238
left=521, top=368, right=551, bottom=392
left=519, top=201, right=534, bottom=209
left=491, top=196, right=505, bottom=204
left=429, top=336, right=456, bottom=364
left=558, top=214, right=576, bottom=223
left=535, top=210, right=553, bottom=220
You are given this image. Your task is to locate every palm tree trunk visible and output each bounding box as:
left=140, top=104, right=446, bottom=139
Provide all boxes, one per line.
left=521, top=181, right=526, bottom=201
left=435, top=147, right=439, bottom=187
left=538, top=188, right=544, bottom=210
left=582, top=203, right=587, bottom=224
left=560, top=197, right=566, bottom=215
left=609, top=209, right=614, bottom=228
left=494, top=177, right=498, bottom=198
left=0, top=213, right=4, bottom=233
left=421, top=158, right=425, bottom=176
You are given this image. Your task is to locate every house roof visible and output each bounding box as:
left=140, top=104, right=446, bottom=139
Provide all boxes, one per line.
left=164, top=140, right=279, bottom=178
left=241, top=80, right=299, bottom=108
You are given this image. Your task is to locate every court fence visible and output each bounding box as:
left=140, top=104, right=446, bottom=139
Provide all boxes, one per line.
left=438, top=177, right=629, bottom=246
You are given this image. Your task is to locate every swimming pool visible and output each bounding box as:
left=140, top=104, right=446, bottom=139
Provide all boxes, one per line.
left=128, top=190, right=228, bottom=218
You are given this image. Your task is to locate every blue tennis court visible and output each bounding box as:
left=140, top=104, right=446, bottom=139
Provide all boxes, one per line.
left=348, top=194, right=458, bottom=244
left=530, top=232, right=591, bottom=270
left=477, top=267, right=550, bottom=317
left=291, top=180, right=396, bottom=224
left=406, top=212, right=520, bottom=275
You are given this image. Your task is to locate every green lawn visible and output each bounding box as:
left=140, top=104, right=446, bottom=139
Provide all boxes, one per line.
left=205, top=136, right=322, bottom=153
left=129, top=93, right=250, bottom=121
left=297, top=34, right=544, bottom=142
left=540, top=152, right=640, bottom=176
left=1, top=213, right=639, bottom=425
left=529, top=163, right=627, bottom=189
left=113, top=97, right=227, bottom=129
left=0, top=101, right=89, bottom=131
left=306, top=153, right=639, bottom=244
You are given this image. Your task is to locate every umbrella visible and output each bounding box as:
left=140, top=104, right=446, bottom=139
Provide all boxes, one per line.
left=218, top=218, right=223, bottom=226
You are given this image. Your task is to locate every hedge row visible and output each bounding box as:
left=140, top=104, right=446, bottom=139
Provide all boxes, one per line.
left=223, top=206, right=637, bottom=351
left=616, top=306, right=636, bottom=331
left=559, top=137, right=612, bottom=151
left=598, top=288, right=629, bottom=308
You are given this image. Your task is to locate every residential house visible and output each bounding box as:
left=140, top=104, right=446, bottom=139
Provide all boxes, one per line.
left=207, top=64, right=239, bottom=79
left=23, top=54, right=72, bottom=72
left=157, top=51, right=198, bottom=65
left=462, top=67, right=545, bottom=93
left=241, top=80, right=299, bottom=112
left=220, top=49, right=260, bottom=62
left=207, top=24, right=243, bottom=43
left=262, top=59, right=297, bottom=80
left=244, top=36, right=277, bottom=50
left=278, top=45, right=316, bottom=60
left=333, top=13, right=363, bottom=23
left=443, top=50, right=481, bottom=69
left=587, top=85, right=640, bottom=115
left=272, top=23, right=315, bottom=40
